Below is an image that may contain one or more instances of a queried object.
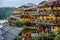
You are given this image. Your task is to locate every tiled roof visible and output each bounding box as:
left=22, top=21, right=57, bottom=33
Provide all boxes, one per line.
left=0, top=30, right=3, bottom=40
left=0, top=26, right=23, bottom=40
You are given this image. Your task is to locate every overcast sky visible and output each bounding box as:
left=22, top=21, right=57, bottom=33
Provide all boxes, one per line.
left=0, top=0, right=44, bottom=7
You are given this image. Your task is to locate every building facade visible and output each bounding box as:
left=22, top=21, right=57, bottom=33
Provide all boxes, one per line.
left=8, top=1, right=60, bottom=40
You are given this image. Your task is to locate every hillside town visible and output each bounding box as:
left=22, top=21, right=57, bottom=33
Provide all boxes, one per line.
left=0, top=0, right=60, bottom=40
left=7, top=0, right=60, bottom=40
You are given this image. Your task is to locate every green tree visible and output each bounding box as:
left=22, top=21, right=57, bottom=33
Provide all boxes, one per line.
left=16, top=20, right=23, bottom=27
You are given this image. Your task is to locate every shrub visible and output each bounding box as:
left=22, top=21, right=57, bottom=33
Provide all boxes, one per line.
left=16, top=20, right=23, bottom=27
left=16, top=35, right=22, bottom=40
left=32, top=36, right=40, bottom=40
left=54, top=34, right=60, bottom=40
left=23, top=26, right=37, bottom=30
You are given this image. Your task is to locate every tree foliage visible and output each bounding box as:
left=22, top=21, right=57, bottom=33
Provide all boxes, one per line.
left=0, top=7, right=15, bottom=19
left=16, top=20, right=23, bottom=27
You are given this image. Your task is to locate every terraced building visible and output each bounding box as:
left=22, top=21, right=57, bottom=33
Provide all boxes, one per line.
left=8, top=0, right=60, bottom=40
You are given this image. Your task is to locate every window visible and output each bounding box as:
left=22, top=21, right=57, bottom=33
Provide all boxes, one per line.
left=57, top=17, right=60, bottom=20
left=53, top=6, right=60, bottom=10
left=39, top=16, right=43, bottom=20
left=53, top=6, right=57, bottom=10
left=39, top=8, right=44, bottom=10
left=54, top=10, right=57, bottom=14
left=43, top=11, right=47, bottom=14
left=39, top=11, right=43, bottom=14
left=46, top=11, right=50, bottom=14
left=57, top=7, right=60, bottom=10
left=46, top=7, right=51, bottom=11
left=58, top=10, right=60, bottom=14
left=44, top=16, right=47, bottom=20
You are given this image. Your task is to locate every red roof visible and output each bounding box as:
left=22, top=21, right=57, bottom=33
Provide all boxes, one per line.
left=48, top=0, right=60, bottom=5
left=58, top=0, right=60, bottom=1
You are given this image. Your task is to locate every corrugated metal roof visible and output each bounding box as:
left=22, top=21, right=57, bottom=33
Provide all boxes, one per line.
left=0, top=26, right=23, bottom=40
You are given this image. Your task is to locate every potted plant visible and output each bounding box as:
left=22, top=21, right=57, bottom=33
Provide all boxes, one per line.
left=16, top=35, right=22, bottom=40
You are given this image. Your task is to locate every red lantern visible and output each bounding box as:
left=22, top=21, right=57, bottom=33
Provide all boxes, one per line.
left=38, top=26, right=42, bottom=31
left=44, top=28, right=49, bottom=33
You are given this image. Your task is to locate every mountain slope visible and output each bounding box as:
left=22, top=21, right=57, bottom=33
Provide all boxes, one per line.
left=0, top=7, right=15, bottom=19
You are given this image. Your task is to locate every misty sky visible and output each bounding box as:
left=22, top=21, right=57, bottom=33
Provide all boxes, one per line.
left=0, top=0, right=44, bottom=7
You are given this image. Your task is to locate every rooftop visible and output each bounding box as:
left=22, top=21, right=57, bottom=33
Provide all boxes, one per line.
left=0, top=26, right=23, bottom=40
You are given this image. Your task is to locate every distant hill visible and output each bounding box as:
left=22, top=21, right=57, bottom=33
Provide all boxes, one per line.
left=19, top=3, right=36, bottom=8
left=0, top=7, right=15, bottom=20
left=18, top=3, right=37, bottom=10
